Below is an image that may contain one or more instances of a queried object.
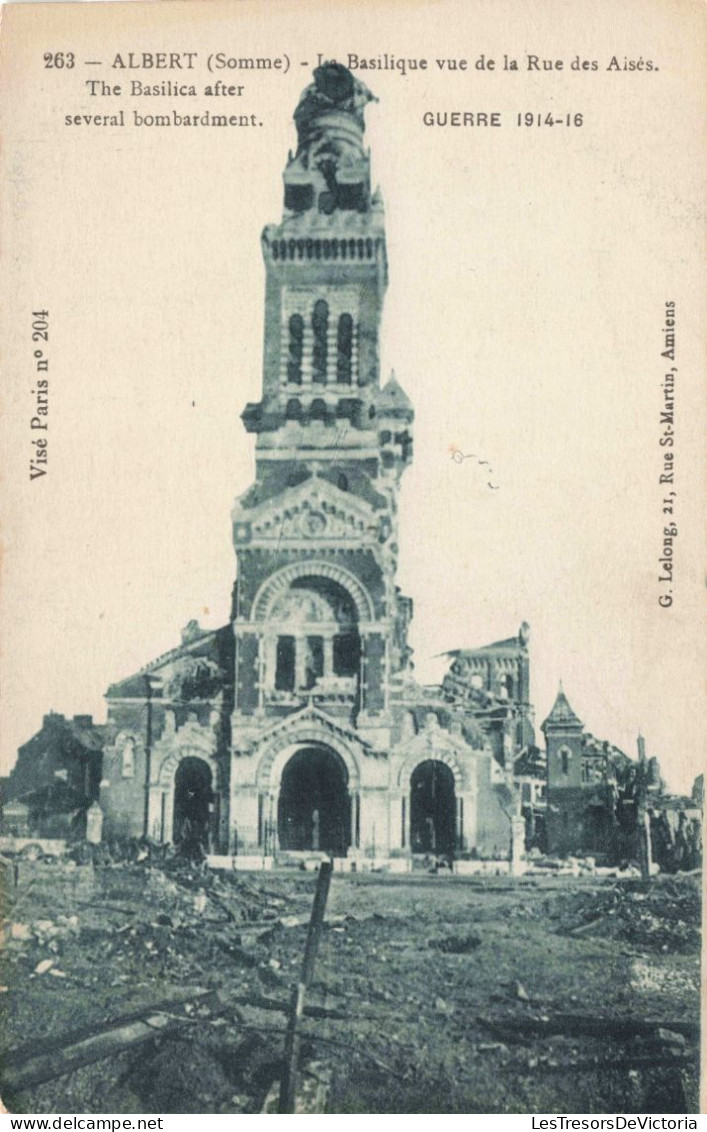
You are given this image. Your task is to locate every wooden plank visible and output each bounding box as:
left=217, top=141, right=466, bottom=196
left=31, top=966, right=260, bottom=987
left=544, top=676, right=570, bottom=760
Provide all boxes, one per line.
left=3, top=1013, right=181, bottom=1094
left=3, top=986, right=212, bottom=1069
left=479, top=1012, right=700, bottom=1042
left=236, top=991, right=347, bottom=1021
left=2, top=984, right=353, bottom=1095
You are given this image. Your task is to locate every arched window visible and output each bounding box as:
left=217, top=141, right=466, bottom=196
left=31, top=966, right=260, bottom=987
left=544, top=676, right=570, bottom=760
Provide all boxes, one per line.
left=121, top=738, right=135, bottom=779
left=499, top=674, right=514, bottom=700
left=312, top=300, right=328, bottom=384
left=336, top=314, right=353, bottom=383
left=337, top=472, right=349, bottom=492
left=310, top=398, right=327, bottom=421
left=287, top=314, right=303, bottom=384
left=285, top=398, right=303, bottom=421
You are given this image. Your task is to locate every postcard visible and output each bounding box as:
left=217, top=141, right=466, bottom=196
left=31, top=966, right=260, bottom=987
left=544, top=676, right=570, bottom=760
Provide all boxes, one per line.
left=0, top=0, right=703, bottom=1116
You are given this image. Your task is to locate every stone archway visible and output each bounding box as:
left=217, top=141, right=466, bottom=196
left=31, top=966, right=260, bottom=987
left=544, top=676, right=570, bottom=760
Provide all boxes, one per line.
left=277, top=744, right=351, bottom=857
left=172, top=756, right=214, bottom=852
left=151, top=738, right=220, bottom=847
left=251, top=719, right=362, bottom=857
left=252, top=560, right=375, bottom=624
left=409, top=760, right=457, bottom=858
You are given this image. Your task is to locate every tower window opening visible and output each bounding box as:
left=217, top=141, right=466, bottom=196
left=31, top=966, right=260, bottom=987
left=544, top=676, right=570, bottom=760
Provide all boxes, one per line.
left=334, top=633, right=360, bottom=677
left=336, top=314, right=353, bottom=384
left=336, top=399, right=354, bottom=419
left=304, top=636, right=324, bottom=689
left=560, top=747, right=571, bottom=776
left=275, top=636, right=296, bottom=692
left=312, top=300, right=329, bottom=383
left=284, top=184, right=314, bottom=213
left=287, top=315, right=304, bottom=385
left=337, top=472, right=349, bottom=492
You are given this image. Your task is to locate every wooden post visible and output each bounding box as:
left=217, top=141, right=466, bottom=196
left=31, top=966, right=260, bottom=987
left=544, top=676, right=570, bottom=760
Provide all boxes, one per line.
left=636, top=746, right=651, bottom=881
left=278, top=859, right=333, bottom=1113
left=142, top=675, right=153, bottom=839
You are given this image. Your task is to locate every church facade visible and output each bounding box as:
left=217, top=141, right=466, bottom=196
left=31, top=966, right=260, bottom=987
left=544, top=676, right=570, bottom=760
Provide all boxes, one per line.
left=98, top=65, right=538, bottom=864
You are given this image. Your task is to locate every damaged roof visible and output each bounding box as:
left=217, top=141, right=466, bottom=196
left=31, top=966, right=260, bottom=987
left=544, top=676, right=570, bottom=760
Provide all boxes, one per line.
left=541, top=685, right=584, bottom=731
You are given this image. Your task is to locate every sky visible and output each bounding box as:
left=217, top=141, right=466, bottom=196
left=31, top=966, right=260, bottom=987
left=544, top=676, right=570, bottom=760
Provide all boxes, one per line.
left=1, top=0, right=704, bottom=794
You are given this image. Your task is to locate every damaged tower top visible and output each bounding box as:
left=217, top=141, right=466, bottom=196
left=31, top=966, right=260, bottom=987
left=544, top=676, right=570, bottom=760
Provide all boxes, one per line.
left=285, top=63, right=377, bottom=216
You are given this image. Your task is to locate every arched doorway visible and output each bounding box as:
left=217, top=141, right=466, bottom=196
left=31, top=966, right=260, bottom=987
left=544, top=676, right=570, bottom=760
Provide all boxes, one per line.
left=278, top=746, right=350, bottom=856
left=173, top=756, right=213, bottom=851
left=410, top=760, right=456, bottom=857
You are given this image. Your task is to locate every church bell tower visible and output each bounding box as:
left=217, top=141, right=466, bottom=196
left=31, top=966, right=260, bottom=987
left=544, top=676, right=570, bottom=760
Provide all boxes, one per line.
left=230, top=63, right=414, bottom=779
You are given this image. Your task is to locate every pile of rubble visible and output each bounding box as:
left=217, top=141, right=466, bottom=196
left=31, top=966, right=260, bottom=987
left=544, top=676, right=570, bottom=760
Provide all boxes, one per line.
left=547, top=875, right=701, bottom=953
left=524, top=850, right=642, bottom=878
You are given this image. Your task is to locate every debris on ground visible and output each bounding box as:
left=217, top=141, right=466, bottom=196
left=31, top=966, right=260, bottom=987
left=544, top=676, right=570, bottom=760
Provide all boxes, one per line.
left=546, top=875, right=701, bottom=953
left=428, top=932, right=482, bottom=954
left=0, top=861, right=700, bottom=1114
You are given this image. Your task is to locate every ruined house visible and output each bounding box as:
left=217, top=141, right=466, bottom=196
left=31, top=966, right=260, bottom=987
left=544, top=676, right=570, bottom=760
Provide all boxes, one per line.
left=542, top=687, right=702, bottom=870
left=2, top=712, right=104, bottom=839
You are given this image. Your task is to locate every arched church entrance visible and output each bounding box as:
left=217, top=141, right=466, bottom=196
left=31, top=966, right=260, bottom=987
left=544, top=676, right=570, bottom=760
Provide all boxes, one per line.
left=277, top=745, right=351, bottom=856
left=410, top=760, right=456, bottom=857
left=173, top=756, right=214, bottom=852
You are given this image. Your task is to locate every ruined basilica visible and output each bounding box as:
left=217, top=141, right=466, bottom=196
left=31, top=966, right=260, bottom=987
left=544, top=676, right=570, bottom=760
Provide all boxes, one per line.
left=97, top=64, right=541, bottom=864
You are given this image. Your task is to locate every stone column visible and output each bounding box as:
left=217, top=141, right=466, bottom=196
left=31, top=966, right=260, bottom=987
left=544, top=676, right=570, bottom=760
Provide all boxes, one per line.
left=263, top=636, right=277, bottom=697
left=295, top=633, right=306, bottom=691
left=510, top=815, right=526, bottom=876
left=85, top=802, right=103, bottom=845
left=359, top=789, right=389, bottom=857
left=458, top=790, right=477, bottom=853
left=230, top=785, right=260, bottom=854
left=387, top=790, right=406, bottom=852
left=268, top=792, right=279, bottom=855
left=147, top=782, right=164, bottom=843
left=455, top=795, right=464, bottom=852
left=349, top=790, right=361, bottom=850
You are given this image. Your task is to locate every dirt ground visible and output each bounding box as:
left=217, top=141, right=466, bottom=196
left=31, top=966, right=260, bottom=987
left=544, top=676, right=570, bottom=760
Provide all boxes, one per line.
left=0, top=858, right=701, bottom=1114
